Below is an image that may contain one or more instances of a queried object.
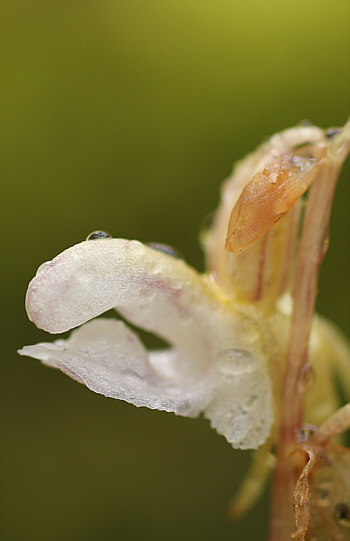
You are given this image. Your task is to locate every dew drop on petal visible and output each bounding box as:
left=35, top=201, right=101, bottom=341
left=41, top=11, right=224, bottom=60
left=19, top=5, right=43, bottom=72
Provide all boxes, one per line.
left=139, top=288, right=157, bottom=301
left=299, top=119, right=313, bottom=127
left=148, top=259, right=163, bottom=275
left=236, top=319, right=261, bottom=345
left=147, top=243, right=184, bottom=259
left=36, top=261, right=53, bottom=275
left=127, top=240, right=146, bottom=254
left=326, top=128, right=342, bottom=140
left=216, top=349, right=256, bottom=376
left=170, top=278, right=183, bottom=290
left=86, top=230, right=112, bottom=240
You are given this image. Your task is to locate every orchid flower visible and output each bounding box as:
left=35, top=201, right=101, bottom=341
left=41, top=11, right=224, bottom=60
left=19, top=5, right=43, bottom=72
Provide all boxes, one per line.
left=19, top=123, right=350, bottom=459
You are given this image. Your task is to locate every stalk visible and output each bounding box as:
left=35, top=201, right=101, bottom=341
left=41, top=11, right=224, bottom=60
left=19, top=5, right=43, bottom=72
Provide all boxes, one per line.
left=268, top=126, right=350, bottom=540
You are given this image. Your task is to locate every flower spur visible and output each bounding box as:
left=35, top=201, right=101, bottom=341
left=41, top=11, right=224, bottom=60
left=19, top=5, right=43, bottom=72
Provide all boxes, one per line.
left=19, top=123, right=349, bottom=466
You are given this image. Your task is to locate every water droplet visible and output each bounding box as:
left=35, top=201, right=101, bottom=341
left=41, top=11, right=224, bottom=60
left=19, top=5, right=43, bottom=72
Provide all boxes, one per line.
left=147, top=243, right=184, bottom=259
left=36, top=261, right=53, bottom=275
left=170, top=278, right=182, bottom=290
left=149, top=259, right=163, bottom=275
left=240, top=395, right=258, bottom=413
left=199, top=210, right=215, bottom=250
left=216, top=349, right=256, bottom=376
left=122, top=369, right=143, bottom=382
left=236, top=319, right=261, bottom=344
left=128, top=240, right=146, bottom=254
left=296, top=424, right=317, bottom=443
left=139, top=288, right=157, bottom=301
left=86, top=230, right=112, bottom=240
left=298, top=363, right=315, bottom=392
left=299, top=119, right=313, bottom=127
left=326, top=127, right=341, bottom=140
left=291, top=154, right=315, bottom=172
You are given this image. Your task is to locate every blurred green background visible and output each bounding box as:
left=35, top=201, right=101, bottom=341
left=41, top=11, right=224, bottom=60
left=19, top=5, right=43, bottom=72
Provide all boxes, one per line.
left=1, top=2, right=349, bottom=540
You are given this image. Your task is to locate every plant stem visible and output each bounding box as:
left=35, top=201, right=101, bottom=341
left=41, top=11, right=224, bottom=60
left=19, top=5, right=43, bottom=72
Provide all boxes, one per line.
left=268, top=134, right=348, bottom=540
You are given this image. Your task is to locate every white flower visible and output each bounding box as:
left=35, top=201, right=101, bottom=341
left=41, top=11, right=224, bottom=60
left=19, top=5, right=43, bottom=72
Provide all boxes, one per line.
left=19, top=237, right=273, bottom=449
left=19, top=122, right=350, bottom=451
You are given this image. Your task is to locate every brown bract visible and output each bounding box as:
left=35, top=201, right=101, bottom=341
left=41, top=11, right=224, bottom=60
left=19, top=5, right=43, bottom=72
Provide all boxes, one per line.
left=225, top=146, right=326, bottom=253
left=293, top=443, right=350, bottom=541
left=292, top=405, right=350, bottom=541
left=307, top=444, right=350, bottom=541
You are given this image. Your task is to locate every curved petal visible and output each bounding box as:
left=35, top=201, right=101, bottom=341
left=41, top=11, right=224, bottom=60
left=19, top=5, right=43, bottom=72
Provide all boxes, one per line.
left=18, top=318, right=214, bottom=416
left=25, top=238, right=263, bottom=383
left=23, top=238, right=275, bottom=448
left=19, top=317, right=274, bottom=447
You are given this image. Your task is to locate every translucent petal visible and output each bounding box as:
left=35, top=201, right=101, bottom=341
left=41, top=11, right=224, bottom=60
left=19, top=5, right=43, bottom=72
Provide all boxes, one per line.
left=25, top=238, right=260, bottom=383
left=18, top=318, right=214, bottom=416
left=22, top=239, right=275, bottom=448
left=204, top=348, right=273, bottom=449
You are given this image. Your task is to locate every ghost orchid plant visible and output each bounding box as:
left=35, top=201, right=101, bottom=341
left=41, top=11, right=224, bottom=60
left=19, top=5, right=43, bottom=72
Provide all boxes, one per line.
left=19, top=122, right=350, bottom=539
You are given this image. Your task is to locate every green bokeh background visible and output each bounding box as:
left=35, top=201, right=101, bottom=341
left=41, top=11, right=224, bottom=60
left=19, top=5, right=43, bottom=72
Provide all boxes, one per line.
left=1, top=2, right=349, bottom=540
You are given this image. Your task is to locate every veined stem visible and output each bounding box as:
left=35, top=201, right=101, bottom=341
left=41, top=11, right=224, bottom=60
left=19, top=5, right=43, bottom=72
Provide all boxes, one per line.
left=268, top=134, right=348, bottom=540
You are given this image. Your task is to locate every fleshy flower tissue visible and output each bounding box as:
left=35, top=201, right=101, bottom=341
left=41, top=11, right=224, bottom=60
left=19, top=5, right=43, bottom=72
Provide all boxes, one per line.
left=19, top=123, right=350, bottom=453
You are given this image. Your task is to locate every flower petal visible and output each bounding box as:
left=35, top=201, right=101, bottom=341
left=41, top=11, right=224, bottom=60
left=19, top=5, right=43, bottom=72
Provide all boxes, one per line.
left=25, top=238, right=254, bottom=383
left=22, top=238, right=275, bottom=448
left=18, top=318, right=213, bottom=416
left=19, top=318, right=274, bottom=447
left=203, top=346, right=273, bottom=449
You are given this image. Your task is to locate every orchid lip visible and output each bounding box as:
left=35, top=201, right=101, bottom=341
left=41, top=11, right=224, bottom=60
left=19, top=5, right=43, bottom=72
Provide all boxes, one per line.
left=20, top=237, right=274, bottom=449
